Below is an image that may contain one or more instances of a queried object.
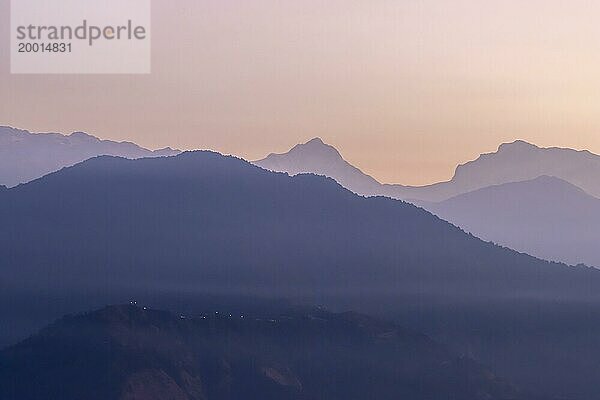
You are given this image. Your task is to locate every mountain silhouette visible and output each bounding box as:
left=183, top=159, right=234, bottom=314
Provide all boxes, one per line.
left=255, top=138, right=600, bottom=202
left=2, top=151, right=600, bottom=398
left=254, top=138, right=600, bottom=268
left=0, top=304, right=534, bottom=400
left=423, top=176, right=600, bottom=267
left=0, top=126, right=180, bottom=187
left=255, top=138, right=381, bottom=196
left=446, top=140, right=600, bottom=199
left=1, top=150, right=596, bottom=297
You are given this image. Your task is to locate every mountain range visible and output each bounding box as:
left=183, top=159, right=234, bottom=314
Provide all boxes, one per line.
left=3, top=150, right=600, bottom=398
left=0, top=304, right=536, bottom=400
left=424, top=176, right=600, bottom=267
left=255, top=138, right=600, bottom=201
left=0, top=126, right=180, bottom=187
left=4, top=128, right=600, bottom=397
left=2, top=150, right=593, bottom=297
left=255, top=137, right=600, bottom=267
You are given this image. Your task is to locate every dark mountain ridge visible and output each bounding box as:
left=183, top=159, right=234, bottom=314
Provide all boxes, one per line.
left=0, top=304, right=536, bottom=400
left=1, top=150, right=596, bottom=298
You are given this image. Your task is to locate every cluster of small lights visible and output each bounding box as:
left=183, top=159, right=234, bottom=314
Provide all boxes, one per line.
left=128, top=301, right=246, bottom=320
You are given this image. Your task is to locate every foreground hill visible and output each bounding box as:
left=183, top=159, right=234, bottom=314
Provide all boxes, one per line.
left=425, top=176, right=600, bottom=267
left=256, top=138, right=600, bottom=201
left=0, top=304, right=534, bottom=400
left=0, top=126, right=179, bottom=187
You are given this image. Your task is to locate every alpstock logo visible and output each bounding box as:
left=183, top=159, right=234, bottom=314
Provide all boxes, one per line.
left=10, top=0, right=151, bottom=74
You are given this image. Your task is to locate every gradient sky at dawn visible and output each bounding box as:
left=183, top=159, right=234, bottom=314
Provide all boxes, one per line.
left=2, top=0, right=600, bottom=185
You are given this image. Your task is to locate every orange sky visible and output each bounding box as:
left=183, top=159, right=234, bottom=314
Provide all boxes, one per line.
left=2, top=0, right=600, bottom=185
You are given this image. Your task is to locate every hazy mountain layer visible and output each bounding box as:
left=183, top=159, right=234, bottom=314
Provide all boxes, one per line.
left=448, top=140, right=600, bottom=199
left=0, top=304, right=534, bottom=400
left=0, top=126, right=180, bottom=187
left=255, top=138, right=600, bottom=201
left=425, top=176, right=600, bottom=267
left=255, top=138, right=382, bottom=196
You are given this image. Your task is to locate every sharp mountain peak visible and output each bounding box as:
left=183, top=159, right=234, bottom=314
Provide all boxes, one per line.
left=289, top=137, right=342, bottom=157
